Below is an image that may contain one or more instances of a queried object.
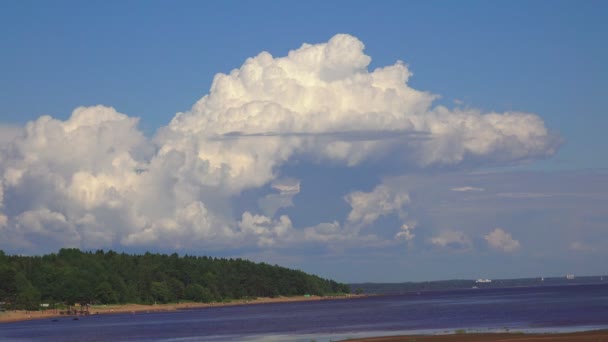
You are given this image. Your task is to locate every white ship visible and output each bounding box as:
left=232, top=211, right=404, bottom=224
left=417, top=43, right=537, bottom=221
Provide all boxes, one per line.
left=476, top=278, right=492, bottom=283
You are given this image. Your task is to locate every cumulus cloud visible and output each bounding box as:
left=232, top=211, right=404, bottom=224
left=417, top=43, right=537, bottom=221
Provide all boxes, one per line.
left=0, top=106, right=150, bottom=251
left=0, top=185, right=6, bottom=228
left=345, top=185, right=410, bottom=226
left=121, top=201, right=234, bottom=249
left=302, top=221, right=389, bottom=249
left=485, top=228, right=521, bottom=252
left=161, top=33, right=557, bottom=181
left=258, top=178, right=300, bottom=217
left=395, top=222, right=416, bottom=241
left=238, top=212, right=294, bottom=247
left=0, top=125, right=22, bottom=147
left=430, top=231, right=472, bottom=250
left=0, top=34, right=559, bottom=253
left=303, top=221, right=345, bottom=243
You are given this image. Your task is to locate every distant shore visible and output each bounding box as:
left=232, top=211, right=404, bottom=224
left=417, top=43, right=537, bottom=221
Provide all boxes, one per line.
left=342, top=329, right=608, bottom=342
left=0, top=294, right=363, bottom=323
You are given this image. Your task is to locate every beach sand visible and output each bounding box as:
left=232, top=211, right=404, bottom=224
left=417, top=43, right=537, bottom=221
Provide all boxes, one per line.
left=0, top=294, right=357, bottom=323
left=342, top=330, right=608, bottom=342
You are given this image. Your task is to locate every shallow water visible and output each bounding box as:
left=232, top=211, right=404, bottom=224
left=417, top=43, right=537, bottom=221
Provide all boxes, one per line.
left=1, top=283, right=607, bottom=341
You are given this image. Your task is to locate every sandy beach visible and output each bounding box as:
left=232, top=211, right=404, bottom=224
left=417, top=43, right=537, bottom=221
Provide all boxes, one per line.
left=0, top=294, right=358, bottom=323
left=342, top=330, right=608, bottom=342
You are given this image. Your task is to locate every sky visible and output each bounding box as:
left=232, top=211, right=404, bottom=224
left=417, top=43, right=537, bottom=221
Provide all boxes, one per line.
left=0, top=1, right=607, bottom=283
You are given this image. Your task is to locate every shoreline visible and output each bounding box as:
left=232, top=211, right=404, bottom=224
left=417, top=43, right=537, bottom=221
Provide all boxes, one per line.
left=341, top=329, right=608, bottom=341
left=3, top=295, right=606, bottom=341
left=0, top=294, right=364, bottom=323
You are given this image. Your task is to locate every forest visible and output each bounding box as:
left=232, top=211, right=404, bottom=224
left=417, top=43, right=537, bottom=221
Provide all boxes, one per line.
left=0, top=249, right=350, bottom=310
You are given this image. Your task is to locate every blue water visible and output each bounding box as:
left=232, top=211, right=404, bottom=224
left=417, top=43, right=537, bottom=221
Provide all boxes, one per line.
left=1, top=283, right=607, bottom=341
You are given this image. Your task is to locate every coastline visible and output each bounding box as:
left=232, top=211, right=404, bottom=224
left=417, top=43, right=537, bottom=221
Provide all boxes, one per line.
left=3, top=293, right=606, bottom=341
left=341, top=329, right=608, bottom=341
left=0, top=294, right=363, bottom=324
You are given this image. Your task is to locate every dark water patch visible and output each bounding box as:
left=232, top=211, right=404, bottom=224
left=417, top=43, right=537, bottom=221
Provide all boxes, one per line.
left=1, top=283, right=607, bottom=341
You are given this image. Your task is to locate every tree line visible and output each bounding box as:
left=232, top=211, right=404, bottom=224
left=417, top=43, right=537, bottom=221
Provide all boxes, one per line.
left=0, top=249, right=350, bottom=310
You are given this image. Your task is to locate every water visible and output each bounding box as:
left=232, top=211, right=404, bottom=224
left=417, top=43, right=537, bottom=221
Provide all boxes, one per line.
left=1, top=283, right=607, bottom=341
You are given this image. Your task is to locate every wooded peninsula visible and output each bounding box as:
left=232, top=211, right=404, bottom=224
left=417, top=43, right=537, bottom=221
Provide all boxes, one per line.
left=0, top=248, right=350, bottom=311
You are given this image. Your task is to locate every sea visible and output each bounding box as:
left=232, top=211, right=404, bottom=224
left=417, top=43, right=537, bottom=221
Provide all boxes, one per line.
left=1, top=283, right=607, bottom=341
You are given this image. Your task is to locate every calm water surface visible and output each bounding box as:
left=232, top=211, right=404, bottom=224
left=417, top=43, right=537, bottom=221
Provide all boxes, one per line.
left=1, top=283, right=607, bottom=341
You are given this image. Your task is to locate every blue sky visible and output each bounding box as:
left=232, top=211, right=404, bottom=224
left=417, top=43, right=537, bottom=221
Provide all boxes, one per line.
left=2, top=1, right=606, bottom=168
left=0, top=1, right=606, bottom=282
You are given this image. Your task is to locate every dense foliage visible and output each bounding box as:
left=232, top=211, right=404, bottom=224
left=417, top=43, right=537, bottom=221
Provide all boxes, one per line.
left=0, top=249, right=349, bottom=310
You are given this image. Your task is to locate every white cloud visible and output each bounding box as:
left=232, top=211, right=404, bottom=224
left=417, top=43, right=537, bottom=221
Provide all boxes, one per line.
left=485, top=228, right=521, bottom=252
left=395, top=222, right=416, bottom=241
left=430, top=230, right=472, bottom=250
left=271, top=178, right=301, bottom=195
left=302, top=221, right=390, bottom=249
left=569, top=241, right=595, bottom=252
left=451, top=186, right=484, bottom=192
left=303, top=221, right=344, bottom=243
left=0, top=34, right=559, bottom=253
left=161, top=33, right=557, bottom=186
left=238, top=212, right=294, bottom=247
left=0, top=125, right=22, bottom=147
left=0, top=185, right=6, bottom=228
left=258, top=178, right=300, bottom=217
left=14, top=208, right=81, bottom=251
left=0, top=106, right=150, bottom=252
left=345, top=185, right=410, bottom=226
left=122, top=201, right=235, bottom=249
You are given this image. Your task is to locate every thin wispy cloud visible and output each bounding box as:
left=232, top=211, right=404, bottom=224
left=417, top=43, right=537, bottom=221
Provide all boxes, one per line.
left=430, top=231, right=472, bottom=251
left=451, top=186, right=484, bottom=192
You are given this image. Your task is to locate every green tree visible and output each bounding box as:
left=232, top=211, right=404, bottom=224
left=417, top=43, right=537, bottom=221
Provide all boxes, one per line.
left=16, top=286, right=41, bottom=311
left=0, top=249, right=350, bottom=306
left=166, top=277, right=185, bottom=301
left=150, top=281, right=170, bottom=304
left=14, top=272, right=40, bottom=310
left=94, top=281, right=118, bottom=304
left=0, top=263, right=16, bottom=301
left=184, top=284, right=214, bottom=303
